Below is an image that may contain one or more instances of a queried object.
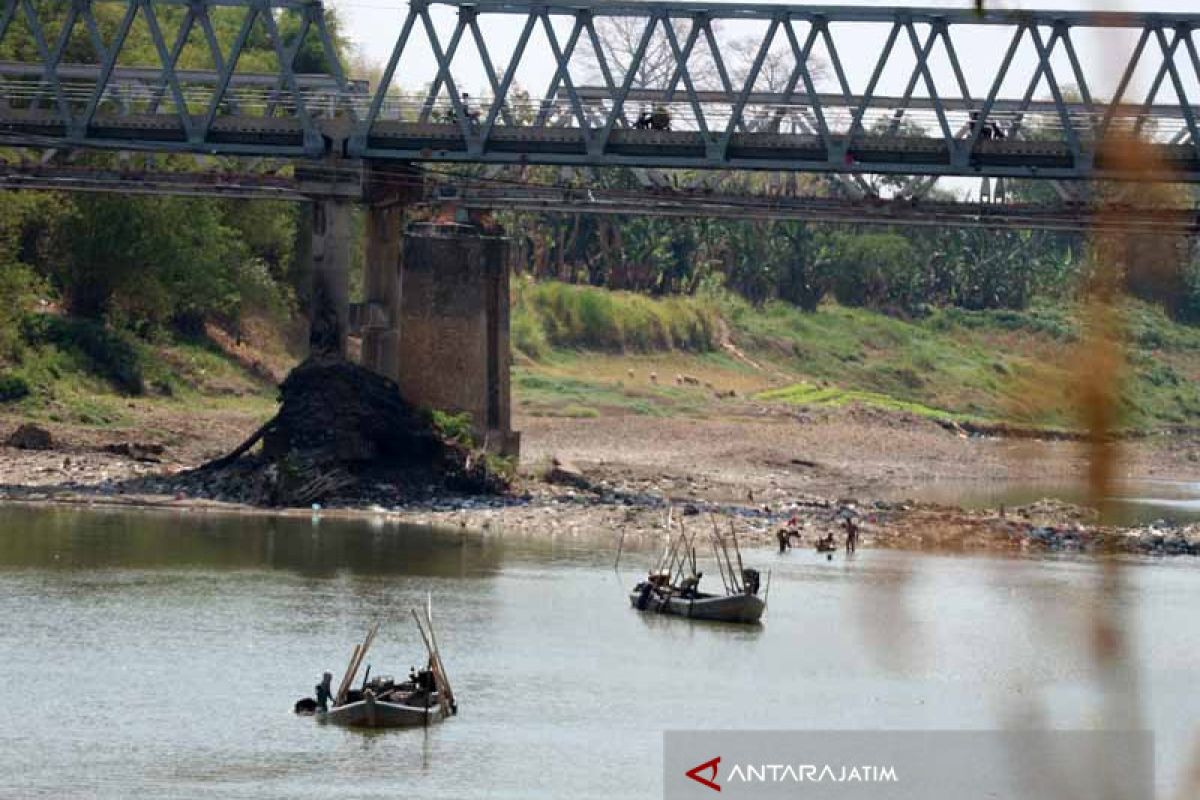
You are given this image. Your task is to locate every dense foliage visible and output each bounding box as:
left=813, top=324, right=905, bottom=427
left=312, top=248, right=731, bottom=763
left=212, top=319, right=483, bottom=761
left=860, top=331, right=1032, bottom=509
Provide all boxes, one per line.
left=496, top=166, right=1200, bottom=325
left=0, top=6, right=347, bottom=393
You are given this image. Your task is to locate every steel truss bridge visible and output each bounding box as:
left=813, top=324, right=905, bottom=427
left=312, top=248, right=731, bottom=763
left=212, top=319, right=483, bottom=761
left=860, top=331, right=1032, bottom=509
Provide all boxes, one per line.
left=1, top=1, right=1200, bottom=183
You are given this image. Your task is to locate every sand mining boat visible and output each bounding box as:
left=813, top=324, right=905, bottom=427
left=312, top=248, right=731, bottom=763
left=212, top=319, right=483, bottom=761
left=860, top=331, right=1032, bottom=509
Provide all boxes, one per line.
left=628, top=510, right=768, bottom=625
left=298, top=602, right=457, bottom=730
left=629, top=583, right=766, bottom=623
left=319, top=677, right=451, bottom=729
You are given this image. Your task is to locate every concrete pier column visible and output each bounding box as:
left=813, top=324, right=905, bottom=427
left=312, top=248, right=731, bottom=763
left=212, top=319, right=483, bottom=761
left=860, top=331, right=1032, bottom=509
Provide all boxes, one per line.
left=361, top=202, right=403, bottom=380
left=398, top=221, right=518, bottom=457
left=308, top=197, right=353, bottom=357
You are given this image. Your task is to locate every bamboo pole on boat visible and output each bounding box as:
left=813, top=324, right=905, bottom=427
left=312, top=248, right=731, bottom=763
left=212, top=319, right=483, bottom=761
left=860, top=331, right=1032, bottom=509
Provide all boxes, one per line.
left=424, top=594, right=455, bottom=709
left=655, top=504, right=674, bottom=573
left=670, top=518, right=700, bottom=589
left=708, top=515, right=731, bottom=594
left=614, top=527, right=626, bottom=571
left=729, top=519, right=746, bottom=592
left=411, top=608, right=451, bottom=717
left=715, top=519, right=742, bottom=593
left=335, top=644, right=361, bottom=705
left=336, top=622, right=380, bottom=705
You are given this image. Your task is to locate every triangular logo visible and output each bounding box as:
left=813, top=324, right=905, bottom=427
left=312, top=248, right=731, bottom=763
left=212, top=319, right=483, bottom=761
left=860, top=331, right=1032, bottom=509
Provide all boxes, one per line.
left=685, top=756, right=722, bottom=792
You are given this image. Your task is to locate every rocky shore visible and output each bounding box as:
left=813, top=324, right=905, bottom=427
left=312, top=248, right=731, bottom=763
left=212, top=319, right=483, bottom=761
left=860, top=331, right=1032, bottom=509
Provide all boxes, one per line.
left=2, top=428, right=1198, bottom=557
left=6, top=391, right=1200, bottom=558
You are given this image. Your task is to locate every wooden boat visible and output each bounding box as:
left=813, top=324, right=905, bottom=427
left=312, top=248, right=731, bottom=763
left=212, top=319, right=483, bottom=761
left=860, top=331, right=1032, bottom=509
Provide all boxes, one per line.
left=319, top=686, right=449, bottom=729
left=629, top=585, right=766, bottom=623
left=815, top=538, right=837, bottom=553
left=628, top=510, right=768, bottom=625
left=301, top=599, right=457, bottom=730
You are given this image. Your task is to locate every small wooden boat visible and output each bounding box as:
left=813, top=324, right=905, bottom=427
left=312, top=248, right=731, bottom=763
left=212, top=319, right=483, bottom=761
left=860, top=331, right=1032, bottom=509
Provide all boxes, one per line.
left=300, top=599, right=457, bottom=730
left=319, top=685, right=450, bottom=729
left=628, top=510, right=768, bottom=625
left=629, top=585, right=766, bottom=623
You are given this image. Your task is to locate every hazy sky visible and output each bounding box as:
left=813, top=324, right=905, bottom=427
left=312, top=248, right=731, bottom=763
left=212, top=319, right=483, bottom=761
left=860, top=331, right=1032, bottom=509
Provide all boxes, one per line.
left=326, top=0, right=1200, bottom=104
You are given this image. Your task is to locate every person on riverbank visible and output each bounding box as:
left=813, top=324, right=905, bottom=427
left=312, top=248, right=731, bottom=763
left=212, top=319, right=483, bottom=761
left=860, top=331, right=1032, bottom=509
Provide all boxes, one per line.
left=315, top=672, right=334, bottom=712
left=844, top=516, right=859, bottom=554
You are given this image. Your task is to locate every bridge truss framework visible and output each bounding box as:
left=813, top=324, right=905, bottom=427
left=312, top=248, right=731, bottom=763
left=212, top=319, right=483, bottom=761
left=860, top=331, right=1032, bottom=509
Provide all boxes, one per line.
left=1, top=1, right=1200, bottom=182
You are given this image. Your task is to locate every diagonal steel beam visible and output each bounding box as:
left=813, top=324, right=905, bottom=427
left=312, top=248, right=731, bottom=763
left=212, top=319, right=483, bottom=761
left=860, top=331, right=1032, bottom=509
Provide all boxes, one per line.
left=537, top=11, right=589, bottom=142
left=146, top=4, right=195, bottom=114
left=141, top=0, right=195, bottom=139
left=716, top=15, right=780, bottom=161
left=889, top=21, right=943, bottom=136
left=200, top=4, right=257, bottom=143
left=1099, top=26, right=1151, bottom=141
left=1155, top=26, right=1199, bottom=161
left=661, top=15, right=709, bottom=138
left=780, top=19, right=829, bottom=151
left=418, top=5, right=473, bottom=144
left=595, top=13, right=658, bottom=156
left=1027, top=25, right=1080, bottom=159
left=1134, top=25, right=1184, bottom=137
left=23, top=0, right=74, bottom=124
left=478, top=11, right=536, bottom=149
left=358, top=5, right=417, bottom=138
left=78, top=0, right=139, bottom=136
left=467, top=13, right=513, bottom=126
left=962, top=24, right=1023, bottom=161
left=419, top=8, right=469, bottom=125
left=844, top=20, right=901, bottom=156
left=536, top=11, right=587, bottom=129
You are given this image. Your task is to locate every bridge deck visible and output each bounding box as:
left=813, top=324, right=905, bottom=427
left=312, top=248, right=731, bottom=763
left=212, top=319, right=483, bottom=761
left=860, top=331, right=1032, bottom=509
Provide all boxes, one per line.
left=3, top=109, right=1197, bottom=180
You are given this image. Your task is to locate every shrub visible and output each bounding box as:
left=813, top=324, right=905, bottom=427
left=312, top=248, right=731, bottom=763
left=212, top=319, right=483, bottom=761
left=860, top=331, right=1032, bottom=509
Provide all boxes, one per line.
left=0, top=372, right=29, bottom=402
left=514, top=280, right=718, bottom=353
left=20, top=315, right=145, bottom=395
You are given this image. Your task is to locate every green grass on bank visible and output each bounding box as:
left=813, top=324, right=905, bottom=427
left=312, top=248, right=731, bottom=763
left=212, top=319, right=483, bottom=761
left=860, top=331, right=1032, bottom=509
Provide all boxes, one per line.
left=512, top=282, right=1200, bottom=430
left=727, top=296, right=1200, bottom=429
left=0, top=314, right=279, bottom=426
left=512, top=278, right=720, bottom=357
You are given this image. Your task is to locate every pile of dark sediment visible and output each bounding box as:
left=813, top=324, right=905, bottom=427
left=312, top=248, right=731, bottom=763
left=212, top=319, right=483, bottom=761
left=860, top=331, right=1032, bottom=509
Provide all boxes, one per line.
left=176, top=357, right=509, bottom=507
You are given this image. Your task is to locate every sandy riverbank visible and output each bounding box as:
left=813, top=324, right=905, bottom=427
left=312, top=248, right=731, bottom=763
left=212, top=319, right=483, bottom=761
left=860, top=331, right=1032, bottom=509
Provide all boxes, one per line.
left=3, top=402, right=1200, bottom=556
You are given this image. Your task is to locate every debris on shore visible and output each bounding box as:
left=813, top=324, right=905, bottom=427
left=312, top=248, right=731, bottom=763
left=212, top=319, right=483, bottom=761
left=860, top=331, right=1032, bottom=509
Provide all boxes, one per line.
left=166, top=357, right=511, bottom=507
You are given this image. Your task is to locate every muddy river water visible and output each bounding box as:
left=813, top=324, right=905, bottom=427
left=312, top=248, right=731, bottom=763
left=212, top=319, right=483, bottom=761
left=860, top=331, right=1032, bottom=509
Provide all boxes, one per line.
left=0, top=506, right=1196, bottom=798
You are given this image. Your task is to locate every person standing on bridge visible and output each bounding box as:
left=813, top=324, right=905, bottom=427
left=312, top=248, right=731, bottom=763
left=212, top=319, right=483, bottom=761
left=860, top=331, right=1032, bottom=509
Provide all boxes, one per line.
left=461, top=93, right=481, bottom=126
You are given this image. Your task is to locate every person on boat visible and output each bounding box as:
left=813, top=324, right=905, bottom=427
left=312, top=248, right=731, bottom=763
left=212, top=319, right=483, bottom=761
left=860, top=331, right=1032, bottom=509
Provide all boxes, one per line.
left=680, top=571, right=703, bottom=598
left=315, top=671, right=334, bottom=712
left=741, top=568, right=760, bottom=596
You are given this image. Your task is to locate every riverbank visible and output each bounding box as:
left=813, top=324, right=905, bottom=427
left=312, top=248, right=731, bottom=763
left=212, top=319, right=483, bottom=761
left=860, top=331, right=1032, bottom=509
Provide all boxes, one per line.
left=4, top=402, right=1200, bottom=557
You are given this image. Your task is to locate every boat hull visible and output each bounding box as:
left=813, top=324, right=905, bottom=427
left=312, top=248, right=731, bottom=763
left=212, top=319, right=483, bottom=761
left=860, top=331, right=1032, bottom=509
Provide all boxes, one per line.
left=629, top=590, right=765, bottom=624
left=319, top=694, right=449, bottom=729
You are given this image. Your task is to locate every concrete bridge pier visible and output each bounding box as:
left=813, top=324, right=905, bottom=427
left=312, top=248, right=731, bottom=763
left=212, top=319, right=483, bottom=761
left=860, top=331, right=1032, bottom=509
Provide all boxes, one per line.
left=306, top=197, right=353, bottom=357
left=360, top=201, right=404, bottom=381
left=304, top=161, right=519, bottom=458
left=395, top=220, right=519, bottom=457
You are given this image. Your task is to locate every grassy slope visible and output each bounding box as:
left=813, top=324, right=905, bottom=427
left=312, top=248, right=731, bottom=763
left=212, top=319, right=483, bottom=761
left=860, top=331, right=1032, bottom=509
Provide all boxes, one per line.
left=513, top=281, right=1200, bottom=430
left=0, top=315, right=284, bottom=431
left=4, top=282, right=1198, bottom=436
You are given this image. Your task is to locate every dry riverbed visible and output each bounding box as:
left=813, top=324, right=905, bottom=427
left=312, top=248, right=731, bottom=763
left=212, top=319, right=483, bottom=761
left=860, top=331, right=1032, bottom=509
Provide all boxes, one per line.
left=3, top=402, right=1200, bottom=557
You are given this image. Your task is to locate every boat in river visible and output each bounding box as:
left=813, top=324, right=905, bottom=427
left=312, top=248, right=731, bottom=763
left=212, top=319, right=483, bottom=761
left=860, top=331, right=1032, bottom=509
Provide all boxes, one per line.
left=629, top=580, right=766, bottom=623
left=298, top=602, right=457, bottom=729
left=319, top=671, right=451, bottom=728
left=629, top=511, right=768, bottom=625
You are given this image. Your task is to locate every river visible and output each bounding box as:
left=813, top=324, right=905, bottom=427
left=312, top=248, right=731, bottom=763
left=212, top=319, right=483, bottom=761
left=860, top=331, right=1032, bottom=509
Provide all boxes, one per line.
left=0, top=506, right=1196, bottom=798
